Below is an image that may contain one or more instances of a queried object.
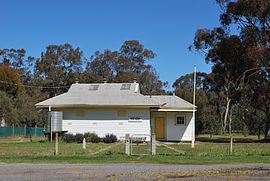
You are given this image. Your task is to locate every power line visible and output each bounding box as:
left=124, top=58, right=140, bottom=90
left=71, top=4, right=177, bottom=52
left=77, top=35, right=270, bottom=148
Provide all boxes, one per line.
left=0, top=80, right=70, bottom=89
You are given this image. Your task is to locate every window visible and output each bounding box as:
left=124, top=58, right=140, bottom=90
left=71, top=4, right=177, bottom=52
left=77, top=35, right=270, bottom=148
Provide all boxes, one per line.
left=120, top=83, right=131, bottom=90
left=75, top=111, right=85, bottom=117
left=175, top=115, right=185, bottom=125
left=117, top=110, right=126, bottom=117
left=88, top=85, right=99, bottom=91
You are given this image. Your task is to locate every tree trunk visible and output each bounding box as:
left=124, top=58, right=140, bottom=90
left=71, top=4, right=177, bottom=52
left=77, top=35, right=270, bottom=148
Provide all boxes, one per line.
left=229, top=109, right=233, bottom=155
left=221, top=112, right=224, bottom=134
left=223, top=98, right=231, bottom=134
left=264, top=108, right=270, bottom=140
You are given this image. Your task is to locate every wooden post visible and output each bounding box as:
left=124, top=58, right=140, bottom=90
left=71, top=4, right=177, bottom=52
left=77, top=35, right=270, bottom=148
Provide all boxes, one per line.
left=35, top=125, right=37, bottom=136
left=125, top=134, right=130, bottom=155
left=12, top=124, right=14, bottom=137
left=55, top=132, right=58, bottom=155
left=83, top=138, right=86, bottom=149
left=24, top=125, right=26, bottom=136
left=151, top=133, right=156, bottom=155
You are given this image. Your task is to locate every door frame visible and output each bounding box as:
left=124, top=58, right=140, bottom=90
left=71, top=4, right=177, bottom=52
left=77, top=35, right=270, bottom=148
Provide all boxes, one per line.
left=155, top=117, right=165, bottom=140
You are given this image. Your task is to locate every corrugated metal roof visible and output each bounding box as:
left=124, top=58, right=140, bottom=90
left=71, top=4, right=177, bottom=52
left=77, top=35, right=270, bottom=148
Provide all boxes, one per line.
left=36, top=83, right=195, bottom=110
left=36, top=83, right=159, bottom=107
left=146, top=95, right=194, bottom=108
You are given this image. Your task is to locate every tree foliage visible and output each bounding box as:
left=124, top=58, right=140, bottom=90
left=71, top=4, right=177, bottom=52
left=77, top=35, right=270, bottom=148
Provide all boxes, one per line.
left=190, top=0, right=270, bottom=138
left=0, top=40, right=167, bottom=127
left=0, top=64, right=25, bottom=96
left=35, top=43, right=84, bottom=97
left=85, top=40, right=167, bottom=94
left=0, top=48, right=34, bottom=83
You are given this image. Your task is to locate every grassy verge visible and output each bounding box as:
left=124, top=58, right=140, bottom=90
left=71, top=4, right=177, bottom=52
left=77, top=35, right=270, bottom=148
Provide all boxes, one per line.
left=196, top=134, right=262, bottom=143
left=0, top=135, right=270, bottom=164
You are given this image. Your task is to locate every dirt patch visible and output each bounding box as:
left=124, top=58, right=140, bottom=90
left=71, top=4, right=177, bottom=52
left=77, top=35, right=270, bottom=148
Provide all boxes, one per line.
left=106, top=168, right=270, bottom=180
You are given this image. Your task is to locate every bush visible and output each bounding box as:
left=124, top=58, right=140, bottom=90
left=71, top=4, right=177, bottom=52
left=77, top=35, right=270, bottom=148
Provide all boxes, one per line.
left=103, top=133, right=117, bottom=143
left=62, top=133, right=84, bottom=143
left=74, top=133, right=84, bottom=143
left=62, top=133, right=75, bottom=143
left=63, top=132, right=117, bottom=143
left=84, top=132, right=101, bottom=143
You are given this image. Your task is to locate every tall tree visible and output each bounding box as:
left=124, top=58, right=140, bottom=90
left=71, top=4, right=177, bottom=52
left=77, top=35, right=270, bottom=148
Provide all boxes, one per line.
left=85, top=40, right=167, bottom=94
left=0, top=91, right=15, bottom=125
left=35, top=43, right=84, bottom=97
left=0, top=48, right=34, bottom=83
left=216, top=0, right=270, bottom=138
left=0, top=64, right=25, bottom=96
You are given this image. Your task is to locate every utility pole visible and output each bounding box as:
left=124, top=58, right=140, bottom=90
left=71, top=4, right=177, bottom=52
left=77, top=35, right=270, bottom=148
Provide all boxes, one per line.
left=192, top=65, right=196, bottom=148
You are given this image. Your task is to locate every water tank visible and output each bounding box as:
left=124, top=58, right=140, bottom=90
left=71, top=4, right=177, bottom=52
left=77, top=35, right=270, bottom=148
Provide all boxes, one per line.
left=48, top=111, right=63, bottom=132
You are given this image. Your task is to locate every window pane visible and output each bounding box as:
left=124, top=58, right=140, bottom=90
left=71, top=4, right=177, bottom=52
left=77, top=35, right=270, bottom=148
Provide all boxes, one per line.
left=176, top=116, right=185, bottom=125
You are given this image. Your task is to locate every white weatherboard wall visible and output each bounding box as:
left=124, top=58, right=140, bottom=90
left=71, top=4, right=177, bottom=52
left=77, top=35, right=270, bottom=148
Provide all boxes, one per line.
left=166, top=112, right=193, bottom=141
left=151, top=111, right=193, bottom=141
left=61, top=109, right=151, bottom=140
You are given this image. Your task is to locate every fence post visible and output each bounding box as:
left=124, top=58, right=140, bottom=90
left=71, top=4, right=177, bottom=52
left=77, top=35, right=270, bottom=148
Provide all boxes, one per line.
left=55, top=132, right=59, bottom=155
left=24, top=125, right=26, bottom=136
left=151, top=133, right=156, bottom=155
left=35, top=125, right=37, bottom=136
left=125, top=134, right=130, bottom=155
left=12, top=124, right=15, bottom=137
left=83, top=138, right=86, bottom=149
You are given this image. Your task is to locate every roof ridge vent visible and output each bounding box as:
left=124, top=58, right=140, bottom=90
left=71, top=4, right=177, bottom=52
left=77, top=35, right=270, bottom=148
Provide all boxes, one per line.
left=103, top=78, right=107, bottom=84
left=121, top=83, right=131, bottom=90
left=88, top=84, right=99, bottom=91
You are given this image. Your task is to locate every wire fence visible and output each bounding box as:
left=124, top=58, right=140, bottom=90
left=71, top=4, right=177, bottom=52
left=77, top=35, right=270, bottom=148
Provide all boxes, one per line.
left=130, top=134, right=152, bottom=155
left=0, top=126, right=45, bottom=137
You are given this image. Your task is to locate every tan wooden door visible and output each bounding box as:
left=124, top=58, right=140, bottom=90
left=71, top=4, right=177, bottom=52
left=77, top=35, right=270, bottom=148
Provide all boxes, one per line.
left=155, top=117, right=164, bottom=139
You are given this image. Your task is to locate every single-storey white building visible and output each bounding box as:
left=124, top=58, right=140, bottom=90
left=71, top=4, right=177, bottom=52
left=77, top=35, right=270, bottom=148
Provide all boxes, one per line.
left=36, top=82, right=196, bottom=141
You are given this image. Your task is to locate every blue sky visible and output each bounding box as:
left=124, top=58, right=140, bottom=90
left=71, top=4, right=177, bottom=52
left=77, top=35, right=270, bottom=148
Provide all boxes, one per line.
left=0, top=0, right=221, bottom=89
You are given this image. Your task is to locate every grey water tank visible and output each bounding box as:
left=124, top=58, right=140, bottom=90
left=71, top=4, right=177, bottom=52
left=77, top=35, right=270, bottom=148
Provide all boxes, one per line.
left=48, top=111, right=63, bottom=132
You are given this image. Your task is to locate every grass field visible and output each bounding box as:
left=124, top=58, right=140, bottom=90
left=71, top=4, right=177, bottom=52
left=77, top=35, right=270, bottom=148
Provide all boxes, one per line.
left=0, top=135, right=270, bottom=164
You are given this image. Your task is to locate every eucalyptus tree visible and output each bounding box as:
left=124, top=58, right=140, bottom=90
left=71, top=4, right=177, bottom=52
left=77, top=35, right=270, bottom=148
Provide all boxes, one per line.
left=35, top=43, right=84, bottom=97
left=85, top=40, right=166, bottom=94
left=0, top=48, right=34, bottom=83
left=217, top=0, right=270, bottom=139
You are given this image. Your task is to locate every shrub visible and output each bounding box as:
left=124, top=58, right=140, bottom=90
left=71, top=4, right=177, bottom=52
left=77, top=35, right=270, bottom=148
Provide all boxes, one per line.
left=62, top=133, right=75, bottom=143
left=103, top=133, right=117, bottom=143
left=74, top=133, right=84, bottom=143
left=84, top=132, right=101, bottom=143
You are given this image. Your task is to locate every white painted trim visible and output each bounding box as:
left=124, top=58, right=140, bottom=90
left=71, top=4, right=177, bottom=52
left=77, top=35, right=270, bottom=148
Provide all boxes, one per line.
left=134, top=83, right=139, bottom=93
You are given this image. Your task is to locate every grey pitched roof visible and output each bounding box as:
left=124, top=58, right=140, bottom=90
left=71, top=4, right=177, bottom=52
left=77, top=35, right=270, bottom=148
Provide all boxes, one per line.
left=36, top=83, right=160, bottom=107
left=36, top=83, right=195, bottom=109
left=145, top=95, right=194, bottom=108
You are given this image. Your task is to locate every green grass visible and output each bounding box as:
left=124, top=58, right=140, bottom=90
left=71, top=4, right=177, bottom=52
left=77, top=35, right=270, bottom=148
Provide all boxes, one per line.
left=0, top=135, right=270, bottom=164
left=196, top=134, right=262, bottom=143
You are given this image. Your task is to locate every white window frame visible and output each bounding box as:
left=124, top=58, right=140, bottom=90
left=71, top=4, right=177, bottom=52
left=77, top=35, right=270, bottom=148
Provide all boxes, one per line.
left=175, top=115, right=186, bottom=126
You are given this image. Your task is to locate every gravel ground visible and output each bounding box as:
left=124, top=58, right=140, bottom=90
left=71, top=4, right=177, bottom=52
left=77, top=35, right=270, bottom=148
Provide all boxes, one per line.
left=0, top=163, right=270, bottom=180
